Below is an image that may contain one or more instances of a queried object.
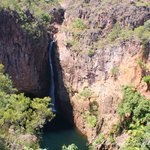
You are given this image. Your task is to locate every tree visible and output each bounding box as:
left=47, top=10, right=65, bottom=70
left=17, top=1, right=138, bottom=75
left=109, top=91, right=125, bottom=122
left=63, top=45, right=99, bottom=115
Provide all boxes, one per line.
left=0, top=64, right=16, bottom=93
left=62, top=144, right=78, bottom=150
left=0, top=64, right=54, bottom=149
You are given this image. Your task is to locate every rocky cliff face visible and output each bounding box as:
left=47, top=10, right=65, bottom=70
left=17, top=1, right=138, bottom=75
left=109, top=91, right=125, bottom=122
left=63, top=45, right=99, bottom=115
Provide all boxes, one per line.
left=54, top=0, right=150, bottom=142
left=0, top=0, right=149, bottom=147
left=0, top=9, right=50, bottom=97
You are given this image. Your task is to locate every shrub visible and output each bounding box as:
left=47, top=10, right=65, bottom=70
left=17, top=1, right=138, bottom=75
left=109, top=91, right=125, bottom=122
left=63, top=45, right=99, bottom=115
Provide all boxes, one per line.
left=118, top=86, right=150, bottom=125
left=87, top=49, right=95, bottom=57
left=143, top=76, right=150, bottom=90
left=82, top=100, right=99, bottom=128
left=40, top=12, right=51, bottom=23
left=80, top=88, right=93, bottom=99
left=66, top=39, right=75, bottom=48
left=0, top=64, right=16, bottom=93
left=117, top=86, right=150, bottom=149
left=134, top=20, right=150, bottom=41
left=0, top=64, right=54, bottom=149
left=72, top=18, right=86, bottom=30
left=143, top=76, right=150, bottom=84
left=135, top=0, right=150, bottom=7
left=89, top=134, right=105, bottom=149
left=86, top=114, right=97, bottom=128
left=90, top=101, right=99, bottom=115
left=108, top=23, right=121, bottom=42
left=137, top=60, right=147, bottom=71
left=62, top=144, right=78, bottom=150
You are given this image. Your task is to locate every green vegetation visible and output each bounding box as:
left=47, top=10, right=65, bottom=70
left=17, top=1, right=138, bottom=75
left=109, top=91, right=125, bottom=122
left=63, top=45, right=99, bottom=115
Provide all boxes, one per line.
left=135, top=0, right=150, bottom=7
left=84, top=101, right=99, bottom=128
left=89, top=134, right=105, bottom=150
left=143, top=76, right=150, bottom=84
left=134, top=20, right=150, bottom=41
left=143, top=75, right=150, bottom=91
left=0, top=64, right=54, bottom=149
left=79, top=88, right=93, bottom=99
left=0, top=64, right=16, bottom=93
left=72, top=18, right=86, bottom=31
left=108, top=23, right=122, bottom=42
left=117, top=86, right=150, bottom=149
left=66, top=39, right=75, bottom=48
left=95, top=19, right=150, bottom=48
left=65, top=18, right=86, bottom=53
left=0, top=0, right=58, bottom=36
left=86, top=113, right=97, bottom=128
left=112, top=19, right=150, bottom=42
left=62, top=144, right=78, bottom=150
left=87, top=49, right=95, bottom=57
left=138, top=59, right=148, bottom=71
left=0, top=0, right=57, bottom=21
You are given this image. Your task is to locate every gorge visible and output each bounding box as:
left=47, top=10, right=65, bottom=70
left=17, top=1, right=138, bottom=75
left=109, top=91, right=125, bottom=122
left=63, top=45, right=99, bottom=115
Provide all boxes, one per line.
left=0, top=0, right=150, bottom=149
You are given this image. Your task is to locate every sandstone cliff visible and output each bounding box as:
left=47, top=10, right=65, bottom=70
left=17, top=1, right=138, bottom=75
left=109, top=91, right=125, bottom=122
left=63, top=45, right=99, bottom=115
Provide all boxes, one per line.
left=0, top=9, right=50, bottom=97
left=54, top=0, right=150, bottom=144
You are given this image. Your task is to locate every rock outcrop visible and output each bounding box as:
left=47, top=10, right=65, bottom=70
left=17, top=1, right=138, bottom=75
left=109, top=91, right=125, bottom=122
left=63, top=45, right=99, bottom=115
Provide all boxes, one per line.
left=54, top=0, right=150, bottom=142
left=0, top=9, right=50, bottom=97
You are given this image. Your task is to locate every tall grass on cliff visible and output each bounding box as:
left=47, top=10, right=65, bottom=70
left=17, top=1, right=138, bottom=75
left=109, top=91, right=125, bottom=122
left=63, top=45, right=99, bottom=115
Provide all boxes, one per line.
left=0, top=64, right=54, bottom=149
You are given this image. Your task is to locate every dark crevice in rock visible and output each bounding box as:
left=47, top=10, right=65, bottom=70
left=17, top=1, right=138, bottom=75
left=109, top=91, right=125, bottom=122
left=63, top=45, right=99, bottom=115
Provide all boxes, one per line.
left=52, top=42, right=74, bottom=126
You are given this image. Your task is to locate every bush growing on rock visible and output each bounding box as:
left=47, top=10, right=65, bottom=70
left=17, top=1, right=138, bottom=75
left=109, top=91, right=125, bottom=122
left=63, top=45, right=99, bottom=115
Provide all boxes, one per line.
left=143, top=75, right=150, bottom=90
left=117, top=86, right=150, bottom=149
left=72, top=18, right=86, bottom=30
left=79, top=88, right=93, bottom=99
left=143, top=76, right=150, bottom=84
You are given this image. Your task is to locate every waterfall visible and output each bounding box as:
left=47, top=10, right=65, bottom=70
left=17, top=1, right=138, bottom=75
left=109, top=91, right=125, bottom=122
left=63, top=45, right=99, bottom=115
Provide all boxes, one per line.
left=49, top=41, right=56, bottom=112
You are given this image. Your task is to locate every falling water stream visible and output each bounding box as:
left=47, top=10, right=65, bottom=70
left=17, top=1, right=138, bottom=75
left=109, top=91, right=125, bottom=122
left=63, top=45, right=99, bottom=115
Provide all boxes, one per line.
left=49, top=41, right=56, bottom=112
left=40, top=41, right=88, bottom=149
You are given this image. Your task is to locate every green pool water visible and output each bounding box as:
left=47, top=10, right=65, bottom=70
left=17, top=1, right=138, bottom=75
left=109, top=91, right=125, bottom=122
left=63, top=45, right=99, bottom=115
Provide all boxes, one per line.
left=40, top=114, right=88, bottom=150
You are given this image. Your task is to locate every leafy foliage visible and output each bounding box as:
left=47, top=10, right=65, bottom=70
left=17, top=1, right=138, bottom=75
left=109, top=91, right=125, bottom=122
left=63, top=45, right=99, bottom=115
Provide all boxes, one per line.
left=143, top=76, right=150, bottom=84
left=0, top=64, right=16, bottom=93
left=138, top=59, right=148, bottom=71
left=117, top=86, right=150, bottom=149
left=118, top=86, right=150, bottom=125
left=72, top=18, right=86, bottom=30
left=0, top=0, right=56, bottom=36
left=86, top=114, right=97, bottom=128
left=83, top=101, right=99, bottom=128
left=0, top=64, right=54, bottom=149
left=87, top=49, right=95, bottom=57
left=96, top=19, right=150, bottom=48
left=0, top=0, right=57, bottom=22
left=79, top=88, right=93, bottom=99
left=108, top=23, right=122, bottom=42
left=89, top=134, right=105, bottom=150
left=62, top=144, right=78, bottom=150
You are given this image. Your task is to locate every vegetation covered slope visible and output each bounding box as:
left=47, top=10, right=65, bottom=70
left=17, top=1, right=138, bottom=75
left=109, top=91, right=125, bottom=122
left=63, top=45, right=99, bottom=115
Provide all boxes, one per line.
left=0, top=64, right=54, bottom=149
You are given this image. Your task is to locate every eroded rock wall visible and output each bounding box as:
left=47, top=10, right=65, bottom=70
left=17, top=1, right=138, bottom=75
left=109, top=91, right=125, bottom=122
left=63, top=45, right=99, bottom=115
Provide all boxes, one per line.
left=0, top=9, right=50, bottom=96
left=55, top=0, right=150, bottom=142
